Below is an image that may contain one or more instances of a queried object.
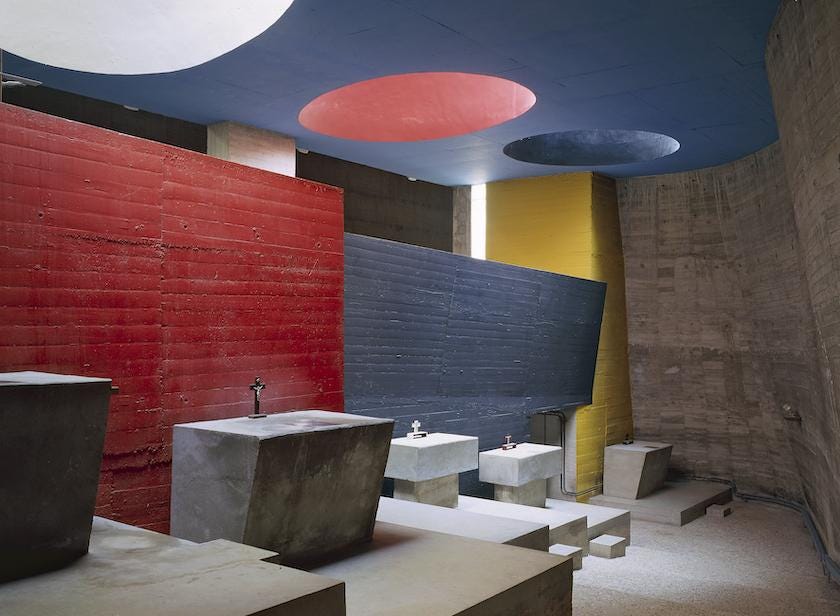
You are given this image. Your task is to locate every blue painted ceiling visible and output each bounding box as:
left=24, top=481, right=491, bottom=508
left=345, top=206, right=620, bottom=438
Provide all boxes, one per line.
left=4, top=0, right=781, bottom=186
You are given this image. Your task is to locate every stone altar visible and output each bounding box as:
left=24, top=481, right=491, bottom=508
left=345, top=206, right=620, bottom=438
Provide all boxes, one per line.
left=0, top=371, right=112, bottom=582
left=479, top=442, right=563, bottom=507
left=602, top=440, right=672, bottom=499
left=384, top=431, right=478, bottom=508
left=171, top=409, right=393, bottom=566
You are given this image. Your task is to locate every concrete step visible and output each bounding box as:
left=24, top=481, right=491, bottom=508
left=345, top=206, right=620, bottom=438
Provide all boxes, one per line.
left=706, top=503, right=733, bottom=518
left=545, top=498, right=631, bottom=544
left=457, top=495, right=589, bottom=553
left=549, top=544, right=583, bottom=570
left=589, top=534, right=627, bottom=559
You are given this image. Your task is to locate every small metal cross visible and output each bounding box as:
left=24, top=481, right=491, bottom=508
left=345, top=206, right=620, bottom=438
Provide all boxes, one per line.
left=248, top=376, right=267, bottom=419
left=406, top=419, right=428, bottom=439
left=411, top=420, right=422, bottom=433
left=502, top=434, right=517, bottom=450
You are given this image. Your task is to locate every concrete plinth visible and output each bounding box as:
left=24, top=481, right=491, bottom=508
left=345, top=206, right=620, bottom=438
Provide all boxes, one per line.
left=589, top=534, right=627, bottom=559
left=479, top=443, right=562, bottom=507
left=457, top=495, right=588, bottom=553
left=394, top=474, right=459, bottom=508
left=603, top=441, right=672, bottom=499
left=171, top=410, right=393, bottom=566
left=0, top=517, right=345, bottom=616
left=0, top=371, right=112, bottom=582
left=376, top=497, right=549, bottom=551
left=495, top=478, right=548, bottom=508
left=589, top=480, right=732, bottom=526
left=313, top=521, right=572, bottom=616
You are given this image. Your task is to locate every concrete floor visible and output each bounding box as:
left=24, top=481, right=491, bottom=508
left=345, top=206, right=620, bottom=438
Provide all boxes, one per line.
left=574, top=500, right=840, bottom=616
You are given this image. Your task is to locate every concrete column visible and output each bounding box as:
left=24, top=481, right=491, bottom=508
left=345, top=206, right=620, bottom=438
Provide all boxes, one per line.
left=207, top=121, right=296, bottom=176
left=452, top=186, right=471, bottom=255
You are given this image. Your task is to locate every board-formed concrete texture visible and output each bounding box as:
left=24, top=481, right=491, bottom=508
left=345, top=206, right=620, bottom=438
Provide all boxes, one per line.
left=171, top=410, right=394, bottom=566
left=603, top=441, right=672, bottom=499
left=376, top=496, right=550, bottom=551
left=0, top=517, right=345, bottom=615
left=590, top=480, right=732, bottom=526
left=313, top=521, right=572, bottom=616
left=544, top=499, right=631, bottom=545
left=393, top=474, right=460, bottom=508
left=479, top=443, right=563, bottom=486
left=494, top=478, right=549, bottom=508
left=0, top=371, right=112, bottom=582
left=589, top=534, right=627, bottom=559
left=457, top=495, right=588, bottom=552
left=385, top=433, right=479, bottom=482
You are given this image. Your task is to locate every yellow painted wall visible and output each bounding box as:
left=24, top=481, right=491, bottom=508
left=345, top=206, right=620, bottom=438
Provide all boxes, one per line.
left=486, top=173, right=633, bottom=498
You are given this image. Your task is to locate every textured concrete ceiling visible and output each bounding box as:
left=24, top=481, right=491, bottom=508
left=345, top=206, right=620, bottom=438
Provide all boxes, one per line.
left=3, top=0, right=781, bottom=185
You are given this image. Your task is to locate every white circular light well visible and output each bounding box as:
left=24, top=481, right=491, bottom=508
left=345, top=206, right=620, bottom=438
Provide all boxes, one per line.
left=0, top=0, right=295, bottom=75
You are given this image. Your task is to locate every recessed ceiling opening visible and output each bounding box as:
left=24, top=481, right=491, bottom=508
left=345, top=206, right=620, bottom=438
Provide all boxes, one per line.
left=299, top=72, right=535, bottom=142
left=503, top=129, right=680, bottom=166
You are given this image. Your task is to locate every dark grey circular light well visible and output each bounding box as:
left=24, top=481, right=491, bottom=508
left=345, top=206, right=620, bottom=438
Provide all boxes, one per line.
left=503, top=129, right=680, bottom=166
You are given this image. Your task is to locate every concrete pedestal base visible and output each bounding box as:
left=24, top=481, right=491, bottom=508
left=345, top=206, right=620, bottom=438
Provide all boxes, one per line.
left=376, top=497, right=549, bottom=550
left=0, top=517, right=344, bottom=616
left=313, top=521, right=572, bottom=616
left=589, top=480, right=732, bottom=526
left=394, top=473, right=459, bottom=508
left=494, top=478, right=547, bottom=507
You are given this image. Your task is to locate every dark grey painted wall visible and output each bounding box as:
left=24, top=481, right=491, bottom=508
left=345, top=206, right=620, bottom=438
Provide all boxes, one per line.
left=343, top=233, right=606, bottom=495
left=3, top=86, right=207, bottom=152
left=298, top=152, right=454, bottom=251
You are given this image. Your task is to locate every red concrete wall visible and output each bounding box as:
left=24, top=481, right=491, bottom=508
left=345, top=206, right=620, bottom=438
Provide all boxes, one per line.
left=0, top=104, right=344, bottom=532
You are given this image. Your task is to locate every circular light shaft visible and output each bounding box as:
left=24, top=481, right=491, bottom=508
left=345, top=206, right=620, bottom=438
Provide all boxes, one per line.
left=503, top=129, right=680, bottom=166
left=299, top=72, right=536, bottom=142
left=0, top=0, right=295, bottom=75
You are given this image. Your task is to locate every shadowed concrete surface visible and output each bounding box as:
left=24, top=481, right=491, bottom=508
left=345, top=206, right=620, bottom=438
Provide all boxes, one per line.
left=574, top=501, right=840, bottom=616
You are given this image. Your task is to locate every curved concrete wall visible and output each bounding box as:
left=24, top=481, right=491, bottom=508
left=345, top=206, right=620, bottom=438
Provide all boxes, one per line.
left=766, top=0, right=840, bottom=561
left=617, top=144, right=816, bottom=503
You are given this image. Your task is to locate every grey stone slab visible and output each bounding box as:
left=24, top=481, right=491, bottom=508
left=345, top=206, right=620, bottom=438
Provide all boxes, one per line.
left=171, top=410, right=393, bottom=566
left=479, top=443, right=563, bottom=486
left=589, top=480, right=732, bottom=526
left=394, top=473, right=459, bottom=508
left=0, top=517, right=345, bottom=616
left=313, top=521, right=572, bottom=616
left=603, top=441, right=672, bottom=499
left=385, top=433, right=478, bottom=482
left=376, top=496, right=550, bottom=550
left=544, top=499, right=632, bottom=544
left=0, top=371, right=112, bottom=582
left=549, top=544, right=583, bottom=570
left=457, top=495, right=589, bottom=552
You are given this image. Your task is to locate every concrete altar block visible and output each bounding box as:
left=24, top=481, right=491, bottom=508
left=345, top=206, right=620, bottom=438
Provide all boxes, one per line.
left=479, top=443, right=563, bottom=507
left=171, top=410, right=393, bottom=566
left=0, top=371, right=112, bottom=583
left=385, top=433, right=478, bottom=508
left=603, top=441, right=672, bottom=499
left=0, top=517, right=345, bottom=615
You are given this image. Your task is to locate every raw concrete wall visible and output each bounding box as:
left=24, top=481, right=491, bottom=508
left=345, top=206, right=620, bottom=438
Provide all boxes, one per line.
left=618, top=144, right=813, bottom=503
left=297, top=151, right=454, bottom=251
left=765, top=0, right=840, bottom=562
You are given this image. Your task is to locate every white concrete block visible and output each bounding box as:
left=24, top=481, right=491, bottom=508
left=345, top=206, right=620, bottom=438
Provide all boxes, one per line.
left=549, top=544, right=583, bottom=570
left=385, top=433, right=479, bottom=482
left=589, top=534, right=627, bottom=559
left=479, top=443, right=563, bottom=486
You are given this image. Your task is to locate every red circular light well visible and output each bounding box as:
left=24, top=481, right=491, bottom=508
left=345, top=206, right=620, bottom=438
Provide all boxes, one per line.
left=299, top=72, right=536, bottom=142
